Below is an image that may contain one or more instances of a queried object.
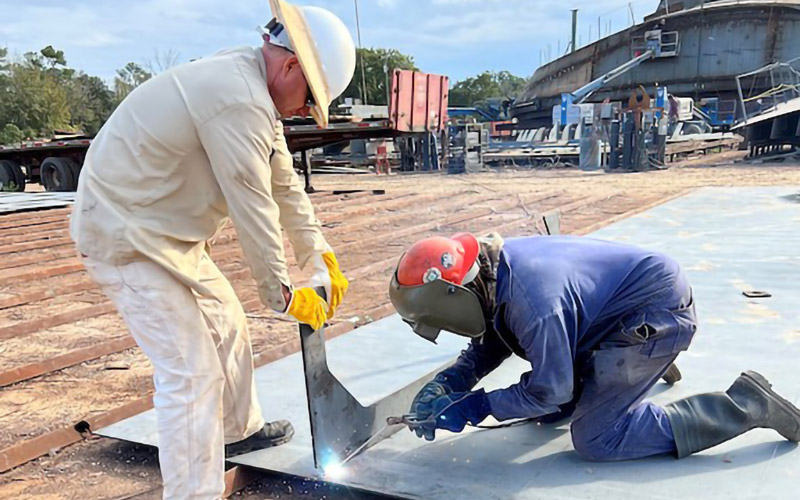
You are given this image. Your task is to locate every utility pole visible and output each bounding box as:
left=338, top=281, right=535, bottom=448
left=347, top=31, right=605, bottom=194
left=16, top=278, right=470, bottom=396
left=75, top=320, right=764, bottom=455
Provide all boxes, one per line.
left=383, top=57, right=390, bottom=106
left=353, top=0, right=368, bottom=104
left=571, top=9, right=578, bottom=53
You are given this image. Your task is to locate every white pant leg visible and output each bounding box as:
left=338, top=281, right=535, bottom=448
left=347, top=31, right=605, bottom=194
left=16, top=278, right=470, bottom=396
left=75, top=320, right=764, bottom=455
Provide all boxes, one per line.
left=84, top=258, right=226, bottom=500
left=194, top=253, right=265, bottom=443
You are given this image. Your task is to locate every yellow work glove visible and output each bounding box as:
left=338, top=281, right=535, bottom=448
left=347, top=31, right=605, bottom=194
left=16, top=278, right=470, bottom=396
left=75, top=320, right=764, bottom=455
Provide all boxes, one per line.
left=310, top=251, right=349, bottom=318
left=286, top=287, right=328, bottom=331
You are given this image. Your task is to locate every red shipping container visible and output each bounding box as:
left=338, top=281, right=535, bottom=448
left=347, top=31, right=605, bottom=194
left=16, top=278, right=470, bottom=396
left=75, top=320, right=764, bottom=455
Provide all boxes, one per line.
left=389, top=70, right=449, bottom=133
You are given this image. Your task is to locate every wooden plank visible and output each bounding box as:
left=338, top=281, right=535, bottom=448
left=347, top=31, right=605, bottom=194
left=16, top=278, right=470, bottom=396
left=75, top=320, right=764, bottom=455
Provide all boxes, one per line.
left=0, top=303, right=117, bottom=340
left=0, top=336, right=137, bottom=387
left=223, top=466, right=262, bottom=498
left=335, top=191, right=563, bottom=254
left=573, top=190, right=690, bottom=236
left=0, top=282, right=97, bottom=310
left=0, top=237, right=75, bottom=256
left=0, top=262, right=85, bottom=286
left=0, top=397, right=154, bottom=474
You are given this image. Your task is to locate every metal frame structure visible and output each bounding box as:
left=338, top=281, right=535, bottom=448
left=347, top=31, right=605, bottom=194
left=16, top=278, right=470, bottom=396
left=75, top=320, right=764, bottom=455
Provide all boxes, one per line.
left=299, top=312, right=445, bottom=470
left=736, top=56, right=800, bottom=124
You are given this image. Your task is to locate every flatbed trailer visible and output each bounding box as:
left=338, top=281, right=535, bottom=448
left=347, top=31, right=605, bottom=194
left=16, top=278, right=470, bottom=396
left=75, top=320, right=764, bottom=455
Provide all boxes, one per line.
left=0, top=137, right=92, bottom=192
left=0, top=70, right=449, bottom=194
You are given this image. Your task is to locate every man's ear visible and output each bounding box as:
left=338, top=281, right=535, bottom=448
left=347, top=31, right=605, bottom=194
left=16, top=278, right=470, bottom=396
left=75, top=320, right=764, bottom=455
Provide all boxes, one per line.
left=284, top=55, right=302, bottom=77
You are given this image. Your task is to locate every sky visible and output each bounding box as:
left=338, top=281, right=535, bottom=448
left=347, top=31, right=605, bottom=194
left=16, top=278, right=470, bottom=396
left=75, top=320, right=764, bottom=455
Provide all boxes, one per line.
left=0, top=0, right=660, bottom=84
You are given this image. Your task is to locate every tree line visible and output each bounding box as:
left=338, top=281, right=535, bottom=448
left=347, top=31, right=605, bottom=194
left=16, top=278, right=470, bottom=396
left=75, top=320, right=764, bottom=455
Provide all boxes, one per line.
left=0, top=45, right=158, bottom=145
left=0, top=45, right=527, bottom=145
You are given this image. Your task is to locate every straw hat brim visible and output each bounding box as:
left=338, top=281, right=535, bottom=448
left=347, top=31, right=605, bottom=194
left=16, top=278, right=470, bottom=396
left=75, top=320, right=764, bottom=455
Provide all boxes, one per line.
left=269, top=0, right=330, bottom=127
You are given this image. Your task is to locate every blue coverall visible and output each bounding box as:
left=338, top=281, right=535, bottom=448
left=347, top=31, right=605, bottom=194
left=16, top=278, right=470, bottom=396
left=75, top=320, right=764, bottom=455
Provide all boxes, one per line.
left=440, top=235, right=697, bottom=461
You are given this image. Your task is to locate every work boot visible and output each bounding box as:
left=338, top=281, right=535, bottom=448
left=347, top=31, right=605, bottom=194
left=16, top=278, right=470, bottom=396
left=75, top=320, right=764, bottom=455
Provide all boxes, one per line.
left=661, top=363, right=682, bottom=385
left=663, top=370, right=800, bottom=458
left=225, top=420, right=295, bottom=458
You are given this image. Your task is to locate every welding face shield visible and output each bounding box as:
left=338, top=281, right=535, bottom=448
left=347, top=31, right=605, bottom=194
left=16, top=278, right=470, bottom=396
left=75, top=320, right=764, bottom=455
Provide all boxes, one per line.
left=389, top=272, right=487, bottom=342
left=388, top=233, right=487, bottom=343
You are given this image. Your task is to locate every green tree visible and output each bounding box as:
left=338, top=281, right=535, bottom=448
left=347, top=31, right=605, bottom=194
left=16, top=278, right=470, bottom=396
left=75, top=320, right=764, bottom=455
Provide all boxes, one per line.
left=449, top=70, right=527, bottom=107
left=114, top=62, right=152, bottom=104
left=66, top=73, right=115, bottom=134
left=0, top=50, right=71, bottom=136
left=0, top=123, right=23, bottom=144
left=40, top=45, right=67, bottom=67
left=340, top=48, right=418, bottom=106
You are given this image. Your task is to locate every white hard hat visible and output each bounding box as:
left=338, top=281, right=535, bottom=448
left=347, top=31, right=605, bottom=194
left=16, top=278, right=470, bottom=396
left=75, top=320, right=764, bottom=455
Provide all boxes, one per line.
left=268, top=0, right=357, bottom=128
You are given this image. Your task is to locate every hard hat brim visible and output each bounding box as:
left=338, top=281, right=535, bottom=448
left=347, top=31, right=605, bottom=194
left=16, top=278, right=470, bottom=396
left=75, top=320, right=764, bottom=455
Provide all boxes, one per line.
left=269, top=0, right=331, bottom=128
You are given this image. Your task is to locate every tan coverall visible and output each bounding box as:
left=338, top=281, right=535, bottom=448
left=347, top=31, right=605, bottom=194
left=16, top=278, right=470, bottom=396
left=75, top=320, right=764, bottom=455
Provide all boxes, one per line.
left=70, top=46, right=329, bottom=500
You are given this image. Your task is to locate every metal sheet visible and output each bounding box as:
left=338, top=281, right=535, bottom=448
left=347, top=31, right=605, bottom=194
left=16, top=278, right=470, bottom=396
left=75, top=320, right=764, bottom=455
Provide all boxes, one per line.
left=298, top=315, right=451, bottom=470
left=96, top=314, right=468, bottom=475
left=98, top=187, right=800, bottom=500
left=0, top=192, right=75, bottom=214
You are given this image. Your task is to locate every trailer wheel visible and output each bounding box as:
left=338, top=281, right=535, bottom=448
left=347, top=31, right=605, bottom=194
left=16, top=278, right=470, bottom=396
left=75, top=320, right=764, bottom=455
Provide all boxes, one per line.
left=0, top=162, right=13, bottom=191
left=0, top=160, right=26, bottom=192
left=41, top=157, right=79, bottom=192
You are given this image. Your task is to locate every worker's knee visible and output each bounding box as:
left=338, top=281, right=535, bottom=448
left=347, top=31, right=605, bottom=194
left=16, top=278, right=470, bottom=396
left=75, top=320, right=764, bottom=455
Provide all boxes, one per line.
left=570, top=421, right=620, bottom=462
left=153, top=362, right=226, bottom=404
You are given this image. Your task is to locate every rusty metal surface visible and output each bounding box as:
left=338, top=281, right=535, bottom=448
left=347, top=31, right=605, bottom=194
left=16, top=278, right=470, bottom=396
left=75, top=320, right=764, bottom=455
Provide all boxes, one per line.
left=514, top=1, right=800, bottom=125
left=389, top=70, right=449, bottom=133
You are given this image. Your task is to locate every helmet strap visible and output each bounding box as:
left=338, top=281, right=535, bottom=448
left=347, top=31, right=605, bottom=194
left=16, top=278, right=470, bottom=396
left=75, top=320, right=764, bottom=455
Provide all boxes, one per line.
left=462, top=251, right=497, bottom=327
left=259, top=17, right=295, bottom=53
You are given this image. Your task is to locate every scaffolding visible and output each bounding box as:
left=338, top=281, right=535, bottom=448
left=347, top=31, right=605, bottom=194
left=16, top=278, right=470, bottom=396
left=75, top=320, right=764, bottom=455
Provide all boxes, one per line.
left=736, top=56, right=800, bottom=124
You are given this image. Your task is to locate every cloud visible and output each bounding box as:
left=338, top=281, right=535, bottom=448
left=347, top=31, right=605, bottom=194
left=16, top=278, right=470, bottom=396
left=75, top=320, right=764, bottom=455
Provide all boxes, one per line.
left=0, top=0, right=659, bottom=84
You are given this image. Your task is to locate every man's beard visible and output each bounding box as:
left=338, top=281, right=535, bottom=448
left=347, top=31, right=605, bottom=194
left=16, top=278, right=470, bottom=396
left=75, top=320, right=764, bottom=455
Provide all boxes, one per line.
left=464, top=250, right=497, bottom=324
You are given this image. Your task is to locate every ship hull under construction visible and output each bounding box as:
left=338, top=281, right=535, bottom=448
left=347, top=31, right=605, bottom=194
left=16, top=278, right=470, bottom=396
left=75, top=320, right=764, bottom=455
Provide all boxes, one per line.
left=512, top=0, right=800, bottom=127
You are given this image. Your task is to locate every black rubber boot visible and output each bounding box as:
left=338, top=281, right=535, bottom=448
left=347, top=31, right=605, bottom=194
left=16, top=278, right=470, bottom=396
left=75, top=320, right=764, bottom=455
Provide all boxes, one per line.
left=664, top=370, right=800, bottom=458
left=662, top=363, right=682, bottom=385
left=225, top=420, right=295, bottom=458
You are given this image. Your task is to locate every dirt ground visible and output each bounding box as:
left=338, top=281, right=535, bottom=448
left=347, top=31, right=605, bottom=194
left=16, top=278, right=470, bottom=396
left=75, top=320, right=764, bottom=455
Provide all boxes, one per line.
left=2, top=151, right=800, bottom=499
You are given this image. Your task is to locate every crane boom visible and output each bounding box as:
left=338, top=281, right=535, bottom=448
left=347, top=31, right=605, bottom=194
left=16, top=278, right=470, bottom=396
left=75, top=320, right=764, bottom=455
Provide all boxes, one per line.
left=573, top=49, right=655, bottom=104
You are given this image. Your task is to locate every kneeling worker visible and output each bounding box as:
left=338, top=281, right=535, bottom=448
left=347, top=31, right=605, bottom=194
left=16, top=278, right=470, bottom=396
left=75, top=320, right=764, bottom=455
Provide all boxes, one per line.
left=71, top=1, right=355, bottom=498
left=389, top=233, right=800, bottom=460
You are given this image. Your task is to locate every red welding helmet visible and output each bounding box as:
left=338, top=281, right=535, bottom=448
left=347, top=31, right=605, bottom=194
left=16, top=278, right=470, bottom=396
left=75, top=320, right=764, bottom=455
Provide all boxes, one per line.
left=396, top=233, right=480, bottom=287
left=389, top=233, right=486, bottom=342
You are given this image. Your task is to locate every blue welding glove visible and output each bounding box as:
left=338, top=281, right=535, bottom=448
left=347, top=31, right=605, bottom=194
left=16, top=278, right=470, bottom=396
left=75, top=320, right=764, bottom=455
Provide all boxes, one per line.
left=419, top=390, right=492, bottom=439
left=409, top=380, right=450, bottom=441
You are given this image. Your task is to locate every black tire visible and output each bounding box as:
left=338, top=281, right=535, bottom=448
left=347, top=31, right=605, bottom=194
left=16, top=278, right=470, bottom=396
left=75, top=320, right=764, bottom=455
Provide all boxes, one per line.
left=0, top=160, right=26, bottom=192
left=0, top=162, right=13, bottom=191
left=41, top=157, right=79, bottom=192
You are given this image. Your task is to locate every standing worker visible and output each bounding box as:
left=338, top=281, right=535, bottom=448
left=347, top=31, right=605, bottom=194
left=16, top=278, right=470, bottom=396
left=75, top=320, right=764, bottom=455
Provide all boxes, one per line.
left=70, top=1, right=355, bottom=498
left=389, top=233, right=800, bottom=460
